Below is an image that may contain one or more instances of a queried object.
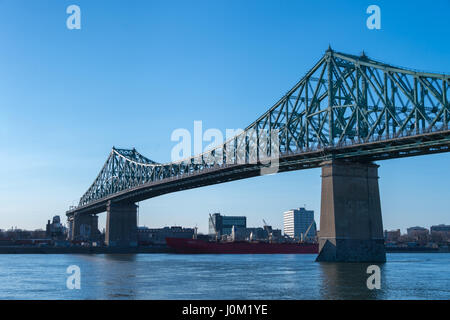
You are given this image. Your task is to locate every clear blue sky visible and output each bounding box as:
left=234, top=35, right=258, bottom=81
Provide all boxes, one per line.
left=0, top=0, right=449, bottom=234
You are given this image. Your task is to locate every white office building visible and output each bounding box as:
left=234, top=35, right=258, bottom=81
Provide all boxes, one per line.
left=283, top=207, right=316, bottom=240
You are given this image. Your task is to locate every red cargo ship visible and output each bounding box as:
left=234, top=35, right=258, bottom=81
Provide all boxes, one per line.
left=166, top=237, right=318, bottom=254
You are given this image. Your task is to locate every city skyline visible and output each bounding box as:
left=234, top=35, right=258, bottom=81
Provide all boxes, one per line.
left=1, top=0, right=449, bottom=235
left=2, top=205, right=449, bottom=237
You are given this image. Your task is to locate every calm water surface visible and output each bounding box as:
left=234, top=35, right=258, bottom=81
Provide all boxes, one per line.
left=0, top=253, right=448, bottom=299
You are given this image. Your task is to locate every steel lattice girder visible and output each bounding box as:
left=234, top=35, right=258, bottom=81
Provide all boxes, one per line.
left=70, top=49, right=450, bottom=215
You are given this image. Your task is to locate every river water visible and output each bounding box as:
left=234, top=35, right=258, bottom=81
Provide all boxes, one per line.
left=0, top=253, right=448, bottom=299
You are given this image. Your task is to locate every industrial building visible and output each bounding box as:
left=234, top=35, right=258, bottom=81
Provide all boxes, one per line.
left=137, top=226, right=195, bottom=245
left=406, top=226, right=429, bottom=240
left=384, top=229, right=401, bottom=242
left=283, top=207, right=316, bottom=241
left=208, top=213, right=246, bottom=236
left=231, top=226, right=282, bottom=242
left=430, top=224, right=450, bottom=233
left=430, top=224, right=450, bottom=243
left=45, top=216, right=66, bottom=240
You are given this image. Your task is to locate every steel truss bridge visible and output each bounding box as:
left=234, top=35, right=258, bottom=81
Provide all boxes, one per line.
left=67, top=49, right=450, bottom=216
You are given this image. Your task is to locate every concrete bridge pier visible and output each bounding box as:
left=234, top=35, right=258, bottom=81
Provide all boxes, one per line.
left=105, top=201, right=138, bottom=247
left=316, top=160, right=386, bottom=262
left=69, top=213, right=100, bottom=241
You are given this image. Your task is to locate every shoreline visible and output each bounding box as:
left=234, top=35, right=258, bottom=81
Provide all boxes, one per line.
left=0, top=245, right=448, bottom=254
left=0, top=245, right=173, bottom=254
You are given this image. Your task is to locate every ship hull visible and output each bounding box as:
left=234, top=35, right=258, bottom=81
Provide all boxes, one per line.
left=166, top=237, right=318, bottom=254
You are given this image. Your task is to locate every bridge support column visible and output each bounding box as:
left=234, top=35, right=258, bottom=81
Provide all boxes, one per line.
left=316, top=160, right=386, bottom=262
left=105, top=201, right=138, bottom=247
left=70, top=213, right=100, bottom=242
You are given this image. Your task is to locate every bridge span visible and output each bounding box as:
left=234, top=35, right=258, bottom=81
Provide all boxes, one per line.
left=66, top=49, right=450, bottom=262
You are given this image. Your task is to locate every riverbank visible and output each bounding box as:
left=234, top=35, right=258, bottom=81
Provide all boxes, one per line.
left=385, top=246, right=449, bottom=253
left=1, top=245, right=448, bottom=254
left=0, top=245, right=173, bottom=254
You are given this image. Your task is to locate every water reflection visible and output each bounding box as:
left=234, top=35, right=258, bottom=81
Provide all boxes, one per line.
left=103, top=254, right=137, bottom=262
left=318, top=262, right=386, bottom=299
left=95, top=254, right=139, bottom=299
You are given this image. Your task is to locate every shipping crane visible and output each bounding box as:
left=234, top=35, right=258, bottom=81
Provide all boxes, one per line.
left=301, top=220, right=316, bottom=242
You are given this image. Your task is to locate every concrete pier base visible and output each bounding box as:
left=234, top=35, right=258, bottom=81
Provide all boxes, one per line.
left=70, top=213, right=100, bottom=241
left=105, top=201, right=138, bottom=247
left=316, top=160, right=386, bottom=262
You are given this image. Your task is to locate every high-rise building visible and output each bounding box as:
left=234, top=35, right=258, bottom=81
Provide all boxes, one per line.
left=283, top=208, right=316, bottom=240
left=209, top=213, right=246, bottom=236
